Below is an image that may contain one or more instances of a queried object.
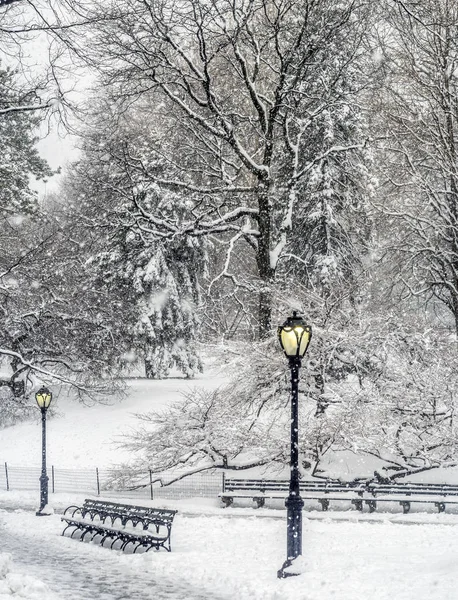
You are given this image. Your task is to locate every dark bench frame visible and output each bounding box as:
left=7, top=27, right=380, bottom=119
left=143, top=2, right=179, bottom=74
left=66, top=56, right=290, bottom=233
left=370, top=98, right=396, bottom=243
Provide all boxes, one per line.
left=219, top=479, right=458, bottom=513
left=61, top=499, right=177, bottom=552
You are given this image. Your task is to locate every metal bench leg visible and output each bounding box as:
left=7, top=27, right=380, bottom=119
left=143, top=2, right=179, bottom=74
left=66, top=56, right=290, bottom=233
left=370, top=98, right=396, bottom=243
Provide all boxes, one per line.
left=70, top=527, right=84, bottom=539
left=111, top=536, right=124, bottom=550
left=133, top=542, right=145, bottom=554
left=121, top=539, right=136, bottom=553
left=100, top=533, right=116, bottom=548
left=400, top=501, right=411, bottom=514
left=318, top=498, right=329, bottom=511
left=90, top=531, right=102, bottom=542
left=144, top=541, right=163, bottom=552
left=366, top=500, right=377, bottom=513
left=435, top=502, right=446, bottom=513
left=255, top=497, right=265, bottom=508
left=221, top=497, right=233, bottom=508
left=81, top=528, right=94, bottom=542
left=62, top=525, right=78, bottom=538
left=351, top=499, right=363, bottom=511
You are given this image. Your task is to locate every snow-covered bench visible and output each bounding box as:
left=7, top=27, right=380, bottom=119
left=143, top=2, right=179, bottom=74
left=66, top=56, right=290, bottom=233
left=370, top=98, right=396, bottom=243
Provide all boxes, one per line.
left=360, top=483, right=458, bottom=513
left=219, top=479, right=366, bottom=509
left=61, top=499, right=177, bottom=552
left=219, top=479, right=458, bottom=513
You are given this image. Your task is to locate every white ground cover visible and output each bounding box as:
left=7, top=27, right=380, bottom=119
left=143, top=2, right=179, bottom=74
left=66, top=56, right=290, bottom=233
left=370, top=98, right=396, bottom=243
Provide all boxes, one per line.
left=0, top=552, right=55, bottom=599
left=0, top=378, right=199, bottom=468
left=0, top=491, right=457, bottom=600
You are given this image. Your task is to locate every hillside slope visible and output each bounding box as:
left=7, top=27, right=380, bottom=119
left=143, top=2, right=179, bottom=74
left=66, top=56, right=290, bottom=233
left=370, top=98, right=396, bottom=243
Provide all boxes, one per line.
left=0, top=373, right=223, bottom=469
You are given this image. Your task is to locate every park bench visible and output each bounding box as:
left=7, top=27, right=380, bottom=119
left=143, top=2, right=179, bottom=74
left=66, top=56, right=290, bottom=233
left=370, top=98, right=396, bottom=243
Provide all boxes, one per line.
left=61, top=499, right=177, bottom=552
left=363, top=482, right=458, bottom=514
left=219, top=479, right=366, bottom=509
left=219, top=478, right=458, bottom=513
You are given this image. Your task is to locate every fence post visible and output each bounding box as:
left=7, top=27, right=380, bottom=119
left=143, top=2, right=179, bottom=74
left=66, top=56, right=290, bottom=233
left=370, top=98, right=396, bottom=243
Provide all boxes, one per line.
left=4, top=462, right=9, bottom=491
left=96, top=468, right=100, bottom=496
left=51, top=465, right=55, bottom=493
left=222, top=471, right=226, bottom=493
left=149, top=470, right=154, bottom=500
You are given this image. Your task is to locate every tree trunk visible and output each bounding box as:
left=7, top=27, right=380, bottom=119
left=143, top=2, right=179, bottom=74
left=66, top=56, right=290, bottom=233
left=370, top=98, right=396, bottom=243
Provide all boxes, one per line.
left=444, top=57, right=458, bottom=339
left=145, top=358, right=157, bottom=379
left=256, top=180, right=275, bottom=339
left=452, top=284, right=458, bottom=340
left=258, top=287, right=273, bottom=339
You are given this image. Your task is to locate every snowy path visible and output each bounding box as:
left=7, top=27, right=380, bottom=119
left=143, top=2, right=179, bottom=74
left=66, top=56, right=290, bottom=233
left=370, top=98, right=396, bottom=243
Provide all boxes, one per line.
left=0, top=510, right=226, bottom=600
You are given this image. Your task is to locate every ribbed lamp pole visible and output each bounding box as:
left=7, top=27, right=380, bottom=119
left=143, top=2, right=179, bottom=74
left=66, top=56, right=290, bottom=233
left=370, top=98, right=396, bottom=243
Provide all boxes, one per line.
left=277, top=312, right=312, bottom=578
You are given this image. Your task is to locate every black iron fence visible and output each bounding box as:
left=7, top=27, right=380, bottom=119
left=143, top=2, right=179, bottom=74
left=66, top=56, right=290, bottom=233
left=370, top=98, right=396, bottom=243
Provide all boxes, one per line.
left=1, top=463, right=223, bottom=501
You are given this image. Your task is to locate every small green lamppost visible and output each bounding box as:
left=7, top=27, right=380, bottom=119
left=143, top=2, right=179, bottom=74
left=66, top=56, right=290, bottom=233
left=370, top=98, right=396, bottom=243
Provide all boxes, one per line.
left=277, top=312, right=312, bottom=578
left=35, top=386, right=52, bottom=516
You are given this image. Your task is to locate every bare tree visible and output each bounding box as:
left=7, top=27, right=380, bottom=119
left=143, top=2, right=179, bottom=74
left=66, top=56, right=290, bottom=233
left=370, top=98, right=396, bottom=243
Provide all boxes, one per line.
left=379, top=0, right=458, bottom=336
left=71, top=0, right=373, bottom=337
left=113, top=303, right=458, bottom=484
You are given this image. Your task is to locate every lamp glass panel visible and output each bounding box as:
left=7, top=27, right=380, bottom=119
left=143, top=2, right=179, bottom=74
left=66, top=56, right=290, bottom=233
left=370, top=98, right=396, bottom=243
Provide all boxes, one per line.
left=36, top=390, right=52, bottom=408
left=298, top=328, right=311, bottom=357
left=280, top=327, right=300, bottom=357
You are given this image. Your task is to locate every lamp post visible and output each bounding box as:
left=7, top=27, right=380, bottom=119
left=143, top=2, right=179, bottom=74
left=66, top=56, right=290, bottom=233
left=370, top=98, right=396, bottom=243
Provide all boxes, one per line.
left=277, top=312, right=312, bottom=579
left=35, top=386, right=52, bottom=516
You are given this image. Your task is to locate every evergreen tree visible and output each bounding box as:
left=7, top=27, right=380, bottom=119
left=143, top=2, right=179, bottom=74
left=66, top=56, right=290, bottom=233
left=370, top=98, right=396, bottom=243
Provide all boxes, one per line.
left=0, top=66, right=124, bottom=410
left=0, top=63, right=54, bottom=410
left=0, top=65, right=53, bottom=216
left=64, top=104, right=206, bottom=378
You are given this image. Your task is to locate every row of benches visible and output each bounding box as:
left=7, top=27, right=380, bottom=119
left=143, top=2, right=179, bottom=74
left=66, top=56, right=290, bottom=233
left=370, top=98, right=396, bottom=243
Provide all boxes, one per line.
left=218, top=478, right=458, bottom=513
left=59, top=479, right=458, bottom=555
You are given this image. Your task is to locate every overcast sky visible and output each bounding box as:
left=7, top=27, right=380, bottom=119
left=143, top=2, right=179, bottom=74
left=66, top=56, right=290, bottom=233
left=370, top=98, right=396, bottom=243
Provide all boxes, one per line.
left=6, top=1, right=88, bottom=197
left=34, top=129, right=80, bottom=196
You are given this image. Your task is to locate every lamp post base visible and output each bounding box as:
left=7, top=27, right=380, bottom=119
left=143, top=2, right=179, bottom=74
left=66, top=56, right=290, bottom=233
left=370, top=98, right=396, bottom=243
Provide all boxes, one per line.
left=35, top=504, right=53, bottom=517
left=277, top=559, right=296, bottom=579
left=277, top=557, right=304, bottom=579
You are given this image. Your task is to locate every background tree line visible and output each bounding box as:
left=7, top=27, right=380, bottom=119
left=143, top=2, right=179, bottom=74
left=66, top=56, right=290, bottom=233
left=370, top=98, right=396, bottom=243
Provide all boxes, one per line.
left=2, top=0, right=458, bottom=481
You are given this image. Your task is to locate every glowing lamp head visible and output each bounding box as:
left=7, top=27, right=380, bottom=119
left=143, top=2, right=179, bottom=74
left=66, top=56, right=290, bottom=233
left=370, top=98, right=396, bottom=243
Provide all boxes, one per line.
left=35, top=387, right=52, bottom=410
left=278, top=312, right=312, bottom=359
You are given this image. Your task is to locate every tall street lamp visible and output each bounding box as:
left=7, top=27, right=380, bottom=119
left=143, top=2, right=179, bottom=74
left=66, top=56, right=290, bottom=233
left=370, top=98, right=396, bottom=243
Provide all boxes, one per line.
left=277, top=312, right=312, bottom=579
left=35, top=386, right=53, bottom=516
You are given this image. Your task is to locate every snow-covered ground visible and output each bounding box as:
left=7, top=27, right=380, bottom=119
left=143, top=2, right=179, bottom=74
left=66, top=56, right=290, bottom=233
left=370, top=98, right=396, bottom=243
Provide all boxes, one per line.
left=0, top=367, right=457, bottom=599
left=0, top=371, right=225, bottom=468
left=0, top=490, right=457, bottom=600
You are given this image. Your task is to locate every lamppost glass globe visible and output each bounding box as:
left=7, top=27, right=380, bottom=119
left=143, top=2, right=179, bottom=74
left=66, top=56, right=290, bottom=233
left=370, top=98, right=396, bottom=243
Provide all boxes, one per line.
left=277, top=311, right=312, bottom=359
left=35, top=387, right=53, bottom=410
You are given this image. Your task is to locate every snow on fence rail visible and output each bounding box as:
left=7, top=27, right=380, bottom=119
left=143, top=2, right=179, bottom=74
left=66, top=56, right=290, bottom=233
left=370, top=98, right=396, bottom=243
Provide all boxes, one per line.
left=0, top=463, right=223, bottom=501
